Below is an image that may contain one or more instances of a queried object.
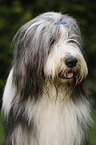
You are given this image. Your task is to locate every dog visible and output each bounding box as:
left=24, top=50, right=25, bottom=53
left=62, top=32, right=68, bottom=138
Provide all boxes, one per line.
left=2, top=12, right=91, bottom=145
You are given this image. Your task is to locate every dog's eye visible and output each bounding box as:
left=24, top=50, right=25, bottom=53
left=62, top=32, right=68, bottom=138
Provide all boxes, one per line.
left=50, top=38, right=56, bottom=46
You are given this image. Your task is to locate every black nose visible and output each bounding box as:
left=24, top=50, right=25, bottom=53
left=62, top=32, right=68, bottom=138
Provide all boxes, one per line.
left=65, top=56, right=78, bottom=68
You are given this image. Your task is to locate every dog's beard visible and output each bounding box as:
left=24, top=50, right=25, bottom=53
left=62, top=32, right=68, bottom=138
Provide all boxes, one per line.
left=44, top=66, right=85, bottom=102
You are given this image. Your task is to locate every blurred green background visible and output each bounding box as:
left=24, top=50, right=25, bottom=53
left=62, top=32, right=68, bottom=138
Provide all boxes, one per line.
left=0, top=0, right=96, bottom=144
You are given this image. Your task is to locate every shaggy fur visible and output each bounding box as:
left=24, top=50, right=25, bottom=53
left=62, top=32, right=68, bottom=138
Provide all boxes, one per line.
left=2, top=12, right=91, bottom=145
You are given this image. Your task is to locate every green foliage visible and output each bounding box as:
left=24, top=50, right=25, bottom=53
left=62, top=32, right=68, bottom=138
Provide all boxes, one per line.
left=0, top=114, right=4, bottom=145
left=88, top=111, right=96, bottom=145
left=0, top=0, right=33, bottom=100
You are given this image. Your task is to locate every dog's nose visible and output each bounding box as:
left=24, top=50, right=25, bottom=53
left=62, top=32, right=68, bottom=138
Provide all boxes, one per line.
left=65, top=56, right=78, bottom=68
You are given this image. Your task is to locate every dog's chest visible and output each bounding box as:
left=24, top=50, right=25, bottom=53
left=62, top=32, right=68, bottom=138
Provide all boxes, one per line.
left=25, top=96, right=85, bottom=145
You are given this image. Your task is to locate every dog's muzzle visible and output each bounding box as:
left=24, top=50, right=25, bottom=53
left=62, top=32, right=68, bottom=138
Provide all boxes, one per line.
left=58, top=56, right=78, bottom=79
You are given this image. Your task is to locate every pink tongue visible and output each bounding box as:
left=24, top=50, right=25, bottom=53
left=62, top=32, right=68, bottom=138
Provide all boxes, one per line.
left=64, top=72, right=73, bottom=78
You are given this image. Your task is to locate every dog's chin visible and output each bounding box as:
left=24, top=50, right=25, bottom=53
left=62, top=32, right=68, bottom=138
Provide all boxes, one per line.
left=46, top=70, right=78, bottom=87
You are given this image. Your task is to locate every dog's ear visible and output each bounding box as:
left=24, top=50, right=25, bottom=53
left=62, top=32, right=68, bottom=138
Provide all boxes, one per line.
left=12, top=24, right=45, bottom=100
left=23, top=52, right=45, bottom=100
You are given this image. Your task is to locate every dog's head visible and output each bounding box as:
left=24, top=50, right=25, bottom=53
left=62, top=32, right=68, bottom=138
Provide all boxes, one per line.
left=44, top=36, right=88, bottom=84
left=13, top=12, right=88, bottom=99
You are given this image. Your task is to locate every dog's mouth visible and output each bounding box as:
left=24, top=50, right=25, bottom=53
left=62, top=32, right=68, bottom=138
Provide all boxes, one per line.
left=58, top=70, right=77, bottom=79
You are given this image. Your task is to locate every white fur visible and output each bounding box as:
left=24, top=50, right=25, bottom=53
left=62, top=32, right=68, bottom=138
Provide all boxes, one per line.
left=2, top=12, right=91, bottom=145
left=2, top=68, right=16, bottom=116
left=44, top=39, right=88, bottom=79
left=2, top=70, right=91, bottom=145
left=12, top=85, right=91, bottom=145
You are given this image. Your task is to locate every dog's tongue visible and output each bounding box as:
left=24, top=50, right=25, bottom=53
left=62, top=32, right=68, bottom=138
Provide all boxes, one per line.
left=64, top=72, right=73, bottom=79
left=58, top=71, right=74, bottom=79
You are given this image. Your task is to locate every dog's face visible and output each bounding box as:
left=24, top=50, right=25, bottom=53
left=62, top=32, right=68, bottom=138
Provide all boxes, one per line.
left=13, top=12, right=88, bottom=98
left=43, top=20, right=88, bottom=86
left=44, top=35, right=88, bottom=85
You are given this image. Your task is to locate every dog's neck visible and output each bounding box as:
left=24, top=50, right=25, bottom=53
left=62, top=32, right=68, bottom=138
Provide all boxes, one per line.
left=42, top=79, right=74, bottom=102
